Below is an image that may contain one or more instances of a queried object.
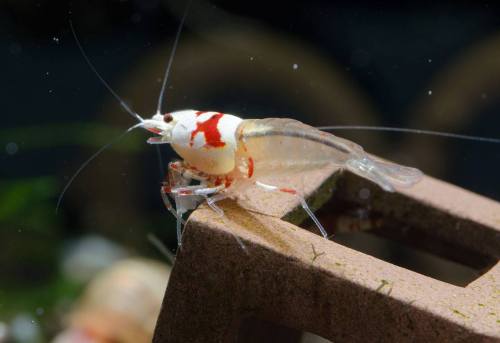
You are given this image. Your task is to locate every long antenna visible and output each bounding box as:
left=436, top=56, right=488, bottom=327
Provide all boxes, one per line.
left=147, top=233, right=176, bottom=265
left=156, top=0, right=192, bottom=115
left=56, top=123, right=143, bottom=213
left=69, top=20, right=144, bottom=123
left=317, top=125, right=500, bottom=144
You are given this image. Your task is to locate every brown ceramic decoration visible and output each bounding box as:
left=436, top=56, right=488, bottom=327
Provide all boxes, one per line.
left=153, top=165, right=500, bottom=343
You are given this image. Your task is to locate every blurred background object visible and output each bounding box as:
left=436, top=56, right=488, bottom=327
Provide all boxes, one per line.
left=61, top=235, right=128, bottom=284
left=52, top=258, right=171, bottom=343
left=9, top=314, right=43, bottom=343
left=0, top=322, right=7, bottom=343
left=1, top=0, right=500, bottom=341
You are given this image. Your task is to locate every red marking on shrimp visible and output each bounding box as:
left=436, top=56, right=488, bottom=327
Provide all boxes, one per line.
left=238, top=127, right=244, bottom=142
left=195, top=111, right=205, bottom=116
left=178, top=189, right=192, bottom=195
left=214, top=176, right=223, bottom=186
left=212, top=175, right=232, bottom=188
left=280, top=188, right=297, bottom=195
left=190, top=113, right=226, bottom=148
left=148, top=128, right=162, bottom=134
left=241, top=140, right=248, bottom=152
left=162, top=185, right=171, bottom=193
left=247, top=157, right=254, bottom=178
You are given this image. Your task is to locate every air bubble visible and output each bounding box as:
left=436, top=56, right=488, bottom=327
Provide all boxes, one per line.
left=9, top=43, right=22, bottom=55
left=6, top=142, right=18, bottom=155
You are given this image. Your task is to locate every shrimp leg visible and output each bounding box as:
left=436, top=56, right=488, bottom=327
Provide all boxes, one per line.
left=171, top=185, right=219, bottom=249
left=163, top=163, right=247, bottom=250
left=161, top=185, right=183, bottom=221
left=254, top=181, right=329, bottom=239
left=164, top=162, right=233, bottom=247
left=161, top=161, right=210, bottom=248
left=204, top=193, right=228, bottom=217
left=162, top=183, right=224, bottom=224
left=160, top=164, right=188, bottom=247
left=171, top=185, right=249, bottom=250
left=202, top=192, right=249, bottom=252
left=160, top=161, right=190, bottom=221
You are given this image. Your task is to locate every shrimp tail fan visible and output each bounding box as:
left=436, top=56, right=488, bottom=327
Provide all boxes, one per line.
left=345, top=155, right=423, bottom=192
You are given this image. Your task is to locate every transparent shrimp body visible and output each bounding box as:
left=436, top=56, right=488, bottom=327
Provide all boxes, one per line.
left=149, top=111, right=423, bottom=247
left=235, top=118, right=423, bottom=192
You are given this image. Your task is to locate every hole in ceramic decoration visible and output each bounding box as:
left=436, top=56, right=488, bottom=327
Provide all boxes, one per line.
left=295, top=173, right=497, bottom=287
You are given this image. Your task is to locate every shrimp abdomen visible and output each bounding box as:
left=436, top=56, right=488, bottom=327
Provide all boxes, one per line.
left=237, top=118, right=361, bottom=177
left=237, top=118, right=422, bottom=190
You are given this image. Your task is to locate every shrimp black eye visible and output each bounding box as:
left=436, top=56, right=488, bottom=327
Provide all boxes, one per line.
left=163, top=113, right=173, bottom=123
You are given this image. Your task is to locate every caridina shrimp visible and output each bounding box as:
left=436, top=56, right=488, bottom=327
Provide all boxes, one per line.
left=59, top=2, right=500, bottom=250
left=143, top=110, right=423, bottom=247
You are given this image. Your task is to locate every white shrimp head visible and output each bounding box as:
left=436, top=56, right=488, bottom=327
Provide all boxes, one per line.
left=142, top=110, right=211, bottom=144
left=142, top=111, right=181, bottom=143
left=143, top=109, right=243, bottom=175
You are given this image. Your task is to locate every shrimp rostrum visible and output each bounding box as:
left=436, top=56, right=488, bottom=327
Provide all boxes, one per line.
left=142, top=110, right=423, bottom=246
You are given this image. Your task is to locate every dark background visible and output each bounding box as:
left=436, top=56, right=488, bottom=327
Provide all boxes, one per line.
left=1, top=0, right=499, bottom=340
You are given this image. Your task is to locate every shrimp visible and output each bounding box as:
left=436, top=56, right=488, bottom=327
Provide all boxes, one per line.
left=142, top=110, right=423, bottom=246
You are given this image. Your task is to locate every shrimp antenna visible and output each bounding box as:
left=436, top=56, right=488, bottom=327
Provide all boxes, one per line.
left=156, top=0, right=192, bottom=115
left=317, top=125, right=500, bottom=144
left=147, top=233, right=176, bottom=265
left=69, top=20, right=144, bottom=123
left=56, top=122, right=143, bottom=214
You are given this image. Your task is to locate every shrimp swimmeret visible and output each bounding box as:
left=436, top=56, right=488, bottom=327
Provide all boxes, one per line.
left=142, top=110, right=423, bottom=246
